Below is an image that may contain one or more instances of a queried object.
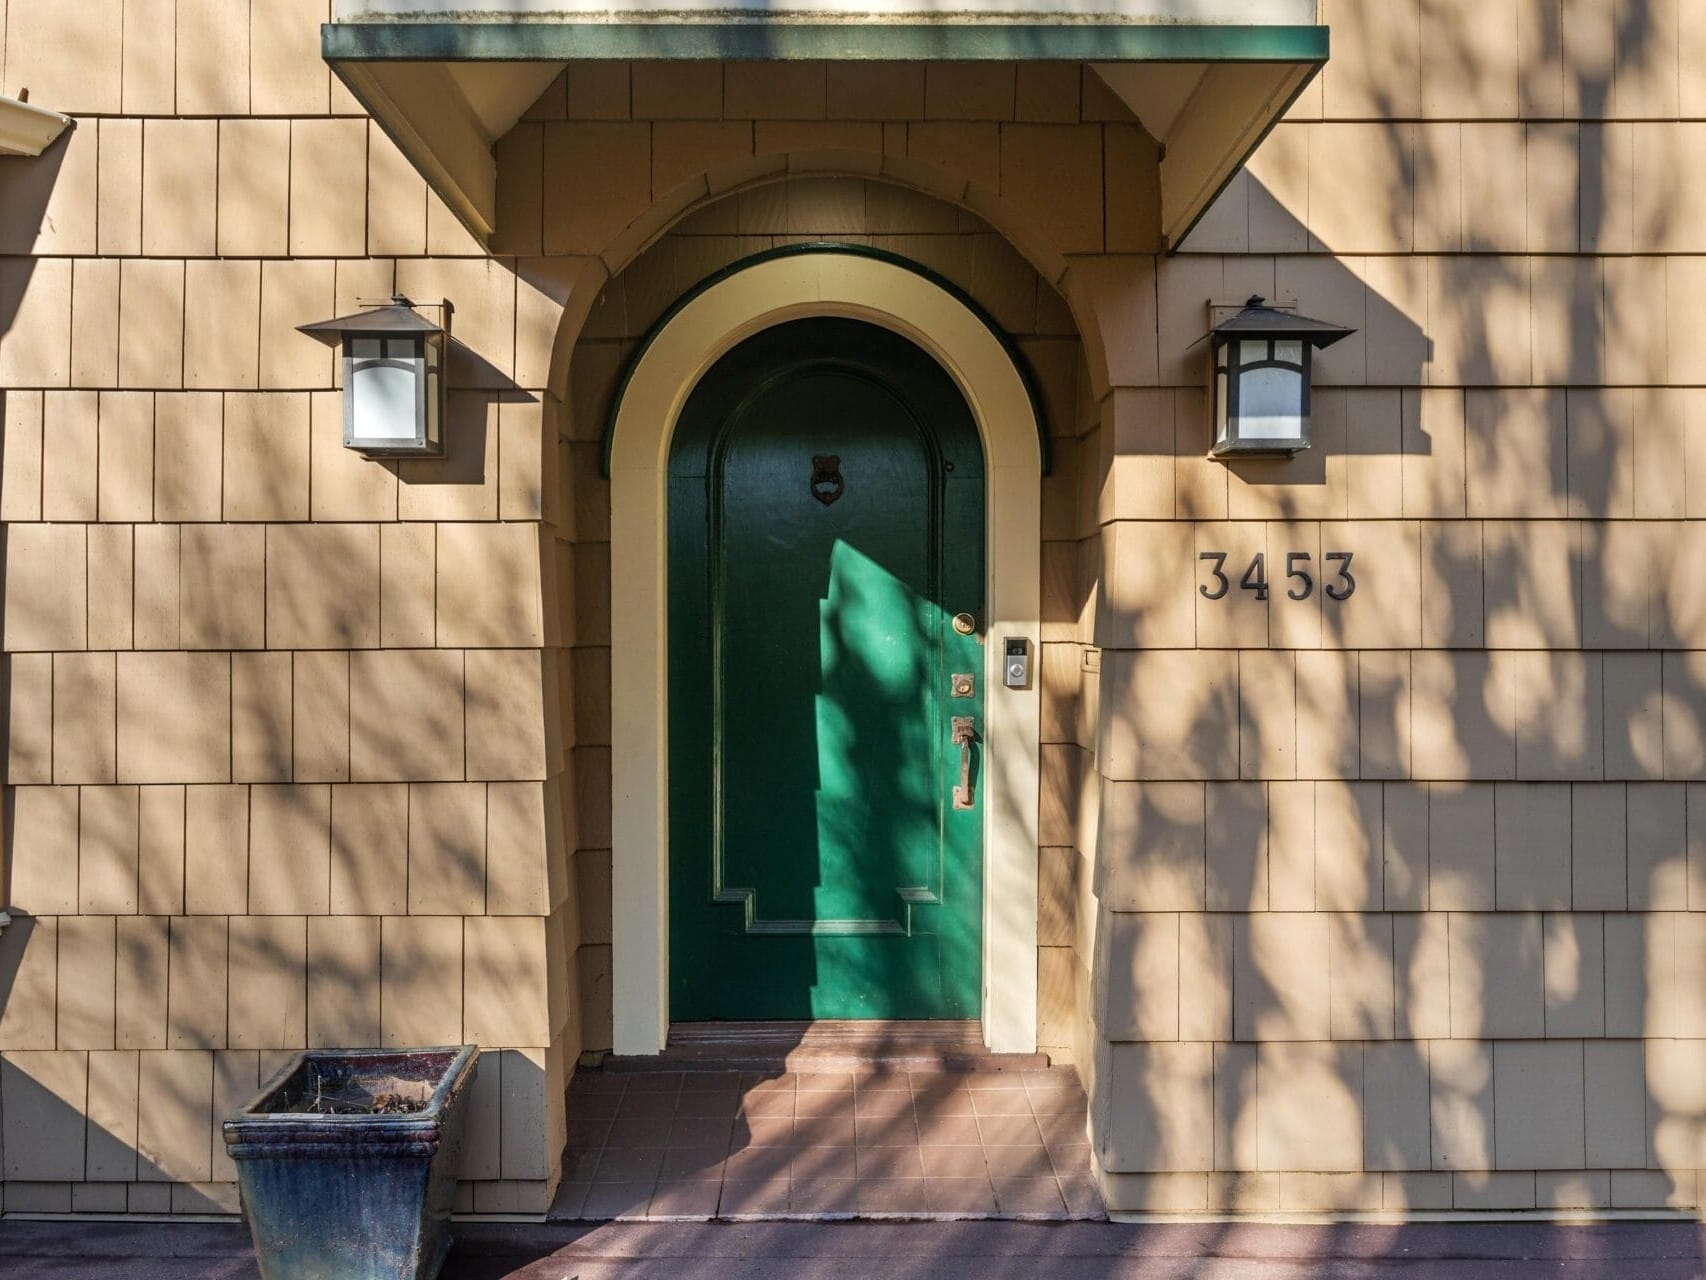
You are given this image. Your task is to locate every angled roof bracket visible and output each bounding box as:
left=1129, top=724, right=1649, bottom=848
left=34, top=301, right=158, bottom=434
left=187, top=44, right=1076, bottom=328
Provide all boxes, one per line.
left=0, top=94, right=73, bottom=157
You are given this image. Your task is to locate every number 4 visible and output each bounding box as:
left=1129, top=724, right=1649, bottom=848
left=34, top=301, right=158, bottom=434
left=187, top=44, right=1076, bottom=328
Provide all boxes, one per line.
left=1240, top=553, right=1268, bottom=601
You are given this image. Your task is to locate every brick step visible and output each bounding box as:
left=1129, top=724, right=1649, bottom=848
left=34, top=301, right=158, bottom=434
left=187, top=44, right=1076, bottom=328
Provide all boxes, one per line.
left=598, top=1020, right=1051, bottom=1074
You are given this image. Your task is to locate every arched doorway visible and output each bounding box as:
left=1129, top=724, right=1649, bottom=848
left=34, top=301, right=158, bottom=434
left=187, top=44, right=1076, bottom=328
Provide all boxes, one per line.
left=606, top=246, right=1043, bottom=1055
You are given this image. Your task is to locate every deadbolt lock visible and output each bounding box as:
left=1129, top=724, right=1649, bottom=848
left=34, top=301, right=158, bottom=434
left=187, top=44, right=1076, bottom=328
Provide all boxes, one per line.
left=950, top=673, right=975, bottom=698
left=951, top=612, right=977, bottom=635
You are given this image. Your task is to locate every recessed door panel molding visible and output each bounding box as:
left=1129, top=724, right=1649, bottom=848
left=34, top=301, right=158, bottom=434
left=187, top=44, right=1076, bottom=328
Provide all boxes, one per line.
left=669, top=319, right=986, bottom=1020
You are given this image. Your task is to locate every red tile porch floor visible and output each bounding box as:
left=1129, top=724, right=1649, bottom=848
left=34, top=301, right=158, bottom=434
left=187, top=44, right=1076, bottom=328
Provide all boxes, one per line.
left=551, top=1067, right=1103, bottom=1222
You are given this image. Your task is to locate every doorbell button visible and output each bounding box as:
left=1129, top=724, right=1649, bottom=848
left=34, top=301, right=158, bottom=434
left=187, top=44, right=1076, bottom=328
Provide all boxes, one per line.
left=1003, top=636, right=1030, bottom=688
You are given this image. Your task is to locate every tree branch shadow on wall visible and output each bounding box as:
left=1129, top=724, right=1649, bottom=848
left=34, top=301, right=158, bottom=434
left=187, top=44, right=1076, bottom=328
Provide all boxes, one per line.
left=2, top=17, right=1703, bottom=1265
left=0, top=125, right=560, bottom=1204
left=1089, top=3, right=1706, bottom=1272
left=0, top=124, right=75, bottom=915
left=530, top=84, right=1704, bottom=1257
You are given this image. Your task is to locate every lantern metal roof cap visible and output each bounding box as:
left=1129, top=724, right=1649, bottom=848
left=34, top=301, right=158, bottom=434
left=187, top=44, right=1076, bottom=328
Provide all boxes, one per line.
left=1212, top=295, right=1354, bottom=348
left=297, top=294, right=449, bottom=346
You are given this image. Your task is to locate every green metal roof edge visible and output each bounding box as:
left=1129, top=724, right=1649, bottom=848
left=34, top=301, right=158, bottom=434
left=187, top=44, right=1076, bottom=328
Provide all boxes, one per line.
left=324, top=20, right=1328, bottom=63
left=601, top=241, right=1052, bottom=477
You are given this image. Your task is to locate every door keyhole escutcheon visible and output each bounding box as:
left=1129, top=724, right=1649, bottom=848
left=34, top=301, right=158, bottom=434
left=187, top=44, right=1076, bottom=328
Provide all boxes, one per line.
left=951, top=716, right=978, bottom=809
left=809, top=454, right=845, bottom=505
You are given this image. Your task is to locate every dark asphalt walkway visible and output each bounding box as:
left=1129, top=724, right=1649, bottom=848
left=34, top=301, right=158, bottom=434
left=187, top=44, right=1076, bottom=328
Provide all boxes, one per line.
left=2, top=1218, right=1705, bottom=1278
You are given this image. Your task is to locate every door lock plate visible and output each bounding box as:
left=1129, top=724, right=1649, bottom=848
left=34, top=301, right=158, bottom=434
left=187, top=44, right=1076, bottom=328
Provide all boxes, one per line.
left=950, top=673, right=975, bottom=698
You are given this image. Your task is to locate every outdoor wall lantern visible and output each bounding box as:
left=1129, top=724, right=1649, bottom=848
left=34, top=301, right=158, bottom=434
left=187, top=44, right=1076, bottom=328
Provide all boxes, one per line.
left=1208, top=296, right=1354, bottom=457
left=298, top=295, right=453, bottom=458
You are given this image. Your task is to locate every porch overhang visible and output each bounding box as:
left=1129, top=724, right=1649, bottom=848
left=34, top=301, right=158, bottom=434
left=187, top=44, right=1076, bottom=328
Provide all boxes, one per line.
left=325, top=3, right=1326, bottom=251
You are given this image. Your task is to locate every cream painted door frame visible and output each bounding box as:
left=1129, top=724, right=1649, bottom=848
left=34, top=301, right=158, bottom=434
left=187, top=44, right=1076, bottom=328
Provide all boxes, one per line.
left=606, top=249, right=1042, bottom=1055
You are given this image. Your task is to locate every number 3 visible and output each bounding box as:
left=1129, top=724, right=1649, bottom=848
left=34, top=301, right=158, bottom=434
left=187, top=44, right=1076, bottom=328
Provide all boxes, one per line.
left=1325, top=551, right=1356, bottom=600
left=1199, top=552, right=1229, bottom=600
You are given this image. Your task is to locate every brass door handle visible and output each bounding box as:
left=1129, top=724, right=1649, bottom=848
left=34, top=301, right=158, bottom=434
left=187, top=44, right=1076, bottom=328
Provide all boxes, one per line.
left=951, top=716, right=977, bottom=809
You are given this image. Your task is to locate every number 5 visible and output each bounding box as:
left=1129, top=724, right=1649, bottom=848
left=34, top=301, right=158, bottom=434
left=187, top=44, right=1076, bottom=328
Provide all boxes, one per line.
left=1325, top=551, right=1356, bottom=600
left=1286, top=552, right=1313, bottom=601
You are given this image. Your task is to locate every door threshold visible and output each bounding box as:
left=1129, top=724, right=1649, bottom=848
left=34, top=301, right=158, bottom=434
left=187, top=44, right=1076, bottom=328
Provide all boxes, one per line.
left=600, top=1020, right=1050, bottom=1074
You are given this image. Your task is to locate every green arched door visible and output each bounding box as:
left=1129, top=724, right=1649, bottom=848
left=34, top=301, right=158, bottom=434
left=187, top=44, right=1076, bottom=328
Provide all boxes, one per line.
left=668, top=318, right=985, bottom=1021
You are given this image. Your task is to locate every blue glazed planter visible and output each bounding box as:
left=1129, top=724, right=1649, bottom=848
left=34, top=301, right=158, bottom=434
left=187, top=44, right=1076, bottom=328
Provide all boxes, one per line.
left=223, top=1046, right=479, bottom=1280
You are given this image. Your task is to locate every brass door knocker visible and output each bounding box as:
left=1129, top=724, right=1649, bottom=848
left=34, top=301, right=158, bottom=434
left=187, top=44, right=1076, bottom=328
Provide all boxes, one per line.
left=810, top=455, right=844, bottom=506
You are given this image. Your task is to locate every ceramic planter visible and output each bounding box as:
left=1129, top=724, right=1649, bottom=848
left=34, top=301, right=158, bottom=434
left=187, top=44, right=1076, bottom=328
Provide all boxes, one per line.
left=223, top=1046, right=479, bottom=1280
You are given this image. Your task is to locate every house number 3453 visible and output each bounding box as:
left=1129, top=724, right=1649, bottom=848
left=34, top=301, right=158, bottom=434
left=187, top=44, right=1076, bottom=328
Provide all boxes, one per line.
left=1199, top=551, right=1355, bottom=602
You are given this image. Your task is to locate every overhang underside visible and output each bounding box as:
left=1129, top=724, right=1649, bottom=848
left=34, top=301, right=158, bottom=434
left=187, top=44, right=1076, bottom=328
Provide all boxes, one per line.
left=325, top=19, right=1326, bottom=252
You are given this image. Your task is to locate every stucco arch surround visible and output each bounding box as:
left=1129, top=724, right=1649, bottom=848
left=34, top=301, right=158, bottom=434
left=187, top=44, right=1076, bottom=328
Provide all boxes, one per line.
left=530, top=141, right=1143, bottom=407
left=601, top=247, right=1045, bottom=1055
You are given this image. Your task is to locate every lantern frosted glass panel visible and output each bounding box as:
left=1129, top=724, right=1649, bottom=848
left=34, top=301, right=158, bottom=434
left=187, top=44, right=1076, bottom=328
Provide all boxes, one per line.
left=1210, top=335, right=1313, bottom=455
left=423, top=334, right=442, bottom=453
left=348, top=338, right=421, bottom=446
left=1236, top=364, right=1304, bottom=441
left=1214, top=366, right=1230, bottom=444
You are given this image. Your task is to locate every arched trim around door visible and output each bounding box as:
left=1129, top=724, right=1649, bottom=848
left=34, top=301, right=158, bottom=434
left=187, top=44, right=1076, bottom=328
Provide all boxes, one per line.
left=602, top=243, right=1051, bottom=477
left=607, top=248, right=1042, bottom=1056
